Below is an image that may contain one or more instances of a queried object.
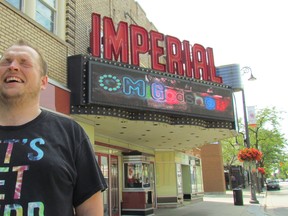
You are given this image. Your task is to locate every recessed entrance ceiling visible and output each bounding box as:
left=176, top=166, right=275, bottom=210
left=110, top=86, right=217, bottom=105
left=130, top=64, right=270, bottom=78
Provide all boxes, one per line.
left=73, top=114, right=237, bottom=151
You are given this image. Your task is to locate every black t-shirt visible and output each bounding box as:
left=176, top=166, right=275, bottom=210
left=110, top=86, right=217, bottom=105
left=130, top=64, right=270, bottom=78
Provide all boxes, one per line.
left=0, top=110, right=107, bottom=215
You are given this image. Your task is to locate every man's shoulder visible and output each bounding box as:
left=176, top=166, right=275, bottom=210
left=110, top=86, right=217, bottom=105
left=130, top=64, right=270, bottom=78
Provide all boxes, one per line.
left=42, top=109, right=79, bottom=127
left=41, top=110, right=86, bottom=136
left=42, top=109, right=72, bottom=121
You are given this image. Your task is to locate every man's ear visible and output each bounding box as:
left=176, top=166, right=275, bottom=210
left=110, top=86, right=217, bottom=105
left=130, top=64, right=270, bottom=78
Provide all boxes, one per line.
left=41, top=75, right=48, bottom=90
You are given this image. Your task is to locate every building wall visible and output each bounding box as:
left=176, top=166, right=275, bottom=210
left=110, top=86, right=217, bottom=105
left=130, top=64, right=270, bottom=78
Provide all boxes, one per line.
left=155, top=151, right=177, bottom=197
left=66, top=0, right=157, bottom=66
left=0, top=2, right=68, bottom=86
left=200, top=143, right=226, bottom=194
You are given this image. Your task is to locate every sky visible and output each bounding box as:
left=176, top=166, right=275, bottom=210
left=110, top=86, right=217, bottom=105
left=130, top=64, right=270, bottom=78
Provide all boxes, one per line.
left=136, top=0, right=288, bottom=139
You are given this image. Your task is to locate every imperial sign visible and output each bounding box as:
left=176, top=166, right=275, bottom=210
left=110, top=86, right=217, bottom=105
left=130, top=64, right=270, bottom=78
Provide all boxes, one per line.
left=90, top=13, right=223, bottom=84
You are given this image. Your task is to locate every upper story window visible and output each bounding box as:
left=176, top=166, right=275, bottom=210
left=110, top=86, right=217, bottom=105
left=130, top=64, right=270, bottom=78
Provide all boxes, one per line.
left=36, top=0, right=56, bottom=32
left=5, top=0, right=22, bottom=10
left=4, top=0, right=65, bottom=40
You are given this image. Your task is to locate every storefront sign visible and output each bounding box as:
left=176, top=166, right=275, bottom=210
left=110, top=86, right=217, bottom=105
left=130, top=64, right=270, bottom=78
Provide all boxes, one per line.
left=90, top=13, right=223, bottom=84
left=81, top=58, right=233, bottom=121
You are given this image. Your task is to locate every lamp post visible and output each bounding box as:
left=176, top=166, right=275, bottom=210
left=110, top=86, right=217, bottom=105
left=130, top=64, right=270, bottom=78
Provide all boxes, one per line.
left=240, top=66, right=259, bottom=204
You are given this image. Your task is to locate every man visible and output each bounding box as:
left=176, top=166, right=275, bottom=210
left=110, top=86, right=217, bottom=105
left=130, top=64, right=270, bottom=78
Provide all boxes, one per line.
left=0, top=40, right=107, bottom=215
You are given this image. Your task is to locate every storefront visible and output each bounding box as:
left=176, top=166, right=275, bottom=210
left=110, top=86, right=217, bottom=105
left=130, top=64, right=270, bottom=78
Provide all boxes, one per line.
left=67, top=12, right=237, bottom=211
left=155, top=151, right=204, bottom=208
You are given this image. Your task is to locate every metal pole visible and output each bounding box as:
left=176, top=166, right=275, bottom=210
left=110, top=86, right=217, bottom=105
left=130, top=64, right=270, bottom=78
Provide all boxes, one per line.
left=241, top=89, right=259, bottom=204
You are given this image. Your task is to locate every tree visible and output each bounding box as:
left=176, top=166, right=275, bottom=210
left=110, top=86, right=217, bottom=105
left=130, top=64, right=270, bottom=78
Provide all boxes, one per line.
left=222, top=107, right=288, bottom=186
left=249, top=107, right=287, bottom=178
left=222, top=137, right=241, bottom=167
left=279, top=158, right=288, bottom=179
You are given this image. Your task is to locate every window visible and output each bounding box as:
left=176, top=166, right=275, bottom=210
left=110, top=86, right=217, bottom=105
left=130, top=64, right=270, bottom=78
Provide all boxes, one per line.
left=124, top=162, right=152, bottom=189
left=5, top=0, right=22, bottom=10
left=36, top=0, right=56, bottom=32
left=4, top=0, right=65, bottom=39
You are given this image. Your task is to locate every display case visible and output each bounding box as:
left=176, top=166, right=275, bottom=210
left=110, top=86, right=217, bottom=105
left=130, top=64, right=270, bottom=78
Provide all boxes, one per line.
left=124, top=162, right=152, bottom=189
left=121, top=152, right=155, bottom=216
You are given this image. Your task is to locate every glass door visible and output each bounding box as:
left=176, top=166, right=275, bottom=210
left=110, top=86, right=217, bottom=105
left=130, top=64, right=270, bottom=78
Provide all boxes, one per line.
left=97, top=154, right=109, bottom=215
left=111, top=156, right=119, bottom=216
left=96, top=154, right=120, bottom=216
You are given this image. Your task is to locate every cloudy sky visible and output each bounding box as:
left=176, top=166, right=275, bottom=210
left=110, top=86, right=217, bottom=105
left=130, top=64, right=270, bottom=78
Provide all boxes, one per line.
left=136, top=0, right=288, bottom=138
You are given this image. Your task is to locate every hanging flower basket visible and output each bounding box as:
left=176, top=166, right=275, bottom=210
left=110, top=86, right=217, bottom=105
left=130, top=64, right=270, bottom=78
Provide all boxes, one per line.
left=237, top=147, right=263, bottom=162
left=257, top=167, right=265, bottom=175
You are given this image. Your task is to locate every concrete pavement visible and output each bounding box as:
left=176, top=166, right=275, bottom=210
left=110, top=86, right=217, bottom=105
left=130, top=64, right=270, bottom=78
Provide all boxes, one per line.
left=154, top=189, right=271, bottom=216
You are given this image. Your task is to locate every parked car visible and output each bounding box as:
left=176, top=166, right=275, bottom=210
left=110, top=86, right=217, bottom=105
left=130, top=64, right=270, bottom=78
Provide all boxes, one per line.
left=266, top=180, right=280, bottom=190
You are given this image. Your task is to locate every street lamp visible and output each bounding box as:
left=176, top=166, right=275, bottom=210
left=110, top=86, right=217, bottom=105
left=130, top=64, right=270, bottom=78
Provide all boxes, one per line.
left=240, top=66, right=259, bottom=204
left=241, top=66, right=257, bottom=81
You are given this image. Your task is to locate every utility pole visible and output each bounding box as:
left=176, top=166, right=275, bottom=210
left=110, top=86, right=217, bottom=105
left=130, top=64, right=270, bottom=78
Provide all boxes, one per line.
left=240, top=66, right=259, bottom=204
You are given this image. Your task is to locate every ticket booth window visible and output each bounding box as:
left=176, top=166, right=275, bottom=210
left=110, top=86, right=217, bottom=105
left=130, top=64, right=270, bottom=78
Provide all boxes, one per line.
left=124, top=162, right=151, bottom=189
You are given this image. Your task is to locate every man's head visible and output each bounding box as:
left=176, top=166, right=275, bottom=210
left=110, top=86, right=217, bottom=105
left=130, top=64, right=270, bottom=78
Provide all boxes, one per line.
left=0, top=39, right=48, bottom=104
left=7, top=39, right=48, bottom=76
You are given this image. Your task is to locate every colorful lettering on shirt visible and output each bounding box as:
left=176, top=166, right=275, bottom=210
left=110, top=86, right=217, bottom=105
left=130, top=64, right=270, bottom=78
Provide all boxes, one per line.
left=4, top=143, right=13, bottom=164
left=0, top=167, right=9, bottom=200
left=0, top=138, right=46, bottom=215
left=12, top=166, right=29, bottom=199
left=28, top=138, right=45, bottom=161
left=0, top=202, right=44, bottom=216
left=28, top=202, right=44, bottom=216
left=4, top=204, right=23, bottom=215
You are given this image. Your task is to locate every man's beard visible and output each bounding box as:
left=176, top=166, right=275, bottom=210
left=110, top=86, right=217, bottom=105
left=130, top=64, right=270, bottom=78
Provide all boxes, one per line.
left=0, top=90, right=39, bottom=108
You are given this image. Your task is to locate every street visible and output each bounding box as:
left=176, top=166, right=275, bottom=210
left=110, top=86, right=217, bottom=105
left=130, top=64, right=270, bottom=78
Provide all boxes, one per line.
left=154, top=182, right=288, bottom=216
left=264, top=181, right=288, bottom=216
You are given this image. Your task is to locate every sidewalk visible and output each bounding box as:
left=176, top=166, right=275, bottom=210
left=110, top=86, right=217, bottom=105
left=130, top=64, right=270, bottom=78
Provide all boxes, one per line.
left=154, top=189, right=270, bottom=216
